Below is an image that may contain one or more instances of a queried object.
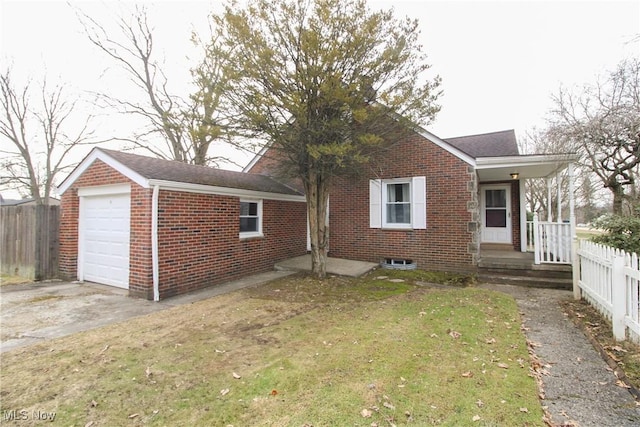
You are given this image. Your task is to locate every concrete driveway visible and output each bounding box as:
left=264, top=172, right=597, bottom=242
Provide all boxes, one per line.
left=0, top=271, right=293, bottom=353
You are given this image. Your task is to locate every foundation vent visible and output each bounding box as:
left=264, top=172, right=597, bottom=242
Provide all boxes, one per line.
left=381, top=258, right=417, bottom=270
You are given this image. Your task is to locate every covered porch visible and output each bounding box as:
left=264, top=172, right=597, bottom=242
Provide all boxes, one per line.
left=475, top=153, right=578, bottom=267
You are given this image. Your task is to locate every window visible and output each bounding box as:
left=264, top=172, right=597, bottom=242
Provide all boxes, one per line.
left=385, top=181, right=411, bottom=226
left=239, top=200, right=262, bottom=238
left=369, top=177, right=426, bottom=230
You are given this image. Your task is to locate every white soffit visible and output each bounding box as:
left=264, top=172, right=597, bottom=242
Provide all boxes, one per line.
left=475, top=154, right=577, bottom=181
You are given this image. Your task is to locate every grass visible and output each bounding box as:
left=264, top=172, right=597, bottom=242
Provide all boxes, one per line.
left=0, top=271, right=544, bottom=426
left=0, top=273, right=31, bottom=286
left=575, top=227, right=603, bottom=240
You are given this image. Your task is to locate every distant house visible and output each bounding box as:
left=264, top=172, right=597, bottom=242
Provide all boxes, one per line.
left=58, top=126, right=576, bottom=300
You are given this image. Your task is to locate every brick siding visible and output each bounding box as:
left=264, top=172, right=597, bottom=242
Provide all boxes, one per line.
left=59, top=160, right=145, bottom=285
left=60, top=159, right=307, bottom=300
left=329, top=132, right=479, bottom=273
left=155, top=191, right=306, bottom=299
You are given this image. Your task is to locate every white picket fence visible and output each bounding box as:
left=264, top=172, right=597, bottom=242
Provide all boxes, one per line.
left=577, top=240, right=640, bottom=343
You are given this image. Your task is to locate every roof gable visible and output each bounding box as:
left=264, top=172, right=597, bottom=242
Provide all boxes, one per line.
left=444, top=129, right=519, bottom=158
left=244, top=126, right=478, bottom=175
left=58, top=148, right=303, bottom=198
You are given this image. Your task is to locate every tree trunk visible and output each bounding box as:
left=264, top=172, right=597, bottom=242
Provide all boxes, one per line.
left=611, top=185, right=625, bottom=215
left=304, top=170, right=330, bottom=279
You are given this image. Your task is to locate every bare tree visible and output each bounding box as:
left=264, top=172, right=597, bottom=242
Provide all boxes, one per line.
left=549, top=58, right=640, bottom=214
left=77, top=5, right=231, bottom=166
left=0, top=68, right=94, bottom=203
left=519, top=128, right=567, bottom=220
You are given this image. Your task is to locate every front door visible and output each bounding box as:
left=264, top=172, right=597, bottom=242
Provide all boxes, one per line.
left=481, top=185, right=512, bottom=244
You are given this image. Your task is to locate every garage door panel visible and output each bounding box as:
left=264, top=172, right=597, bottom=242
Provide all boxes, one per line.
left=80, top=193, right=131, bottom=289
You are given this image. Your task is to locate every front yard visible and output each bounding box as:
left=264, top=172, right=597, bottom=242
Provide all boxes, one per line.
left=0, top=272, right=544, bottom=426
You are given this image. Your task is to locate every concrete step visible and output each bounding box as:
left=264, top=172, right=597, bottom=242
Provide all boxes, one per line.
left=478, top=266, right=572, bottom=280
left=477, top=273, right=572, bottom=290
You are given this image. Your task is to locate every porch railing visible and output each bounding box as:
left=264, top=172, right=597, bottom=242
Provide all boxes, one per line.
left=530, top=213, right=572, bottom=264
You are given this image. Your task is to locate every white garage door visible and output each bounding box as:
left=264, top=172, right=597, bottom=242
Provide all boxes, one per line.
left=80, top=192, right=131, bottom=289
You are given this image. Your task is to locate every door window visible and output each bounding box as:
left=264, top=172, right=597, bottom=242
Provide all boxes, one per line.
left=485, top=189, right=507, bottom=227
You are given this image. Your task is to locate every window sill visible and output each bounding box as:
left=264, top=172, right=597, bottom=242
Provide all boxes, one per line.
left=381, top=224, right=413, bottom=231
left=239, top=232, right=264, bottom=240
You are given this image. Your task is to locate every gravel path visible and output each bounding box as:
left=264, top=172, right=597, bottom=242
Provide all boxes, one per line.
left=479, top=283, right=640, bottom=426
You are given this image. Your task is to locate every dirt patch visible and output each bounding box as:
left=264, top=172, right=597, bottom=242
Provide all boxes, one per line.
left=26, top=294, right=64, bottom=303
left=243, top=271, right=436, bottom=304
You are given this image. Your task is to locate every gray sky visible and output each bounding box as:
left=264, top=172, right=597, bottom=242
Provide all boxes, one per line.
left=1, top=0, right=639, bottom=183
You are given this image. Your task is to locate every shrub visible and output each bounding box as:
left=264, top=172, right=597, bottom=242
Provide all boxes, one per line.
left=591, top=204, right=640, bottom=254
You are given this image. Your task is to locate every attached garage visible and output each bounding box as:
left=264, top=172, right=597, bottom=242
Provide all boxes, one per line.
left=78, top=185, right=131, bottom=289
left=57, top=148, right=307, bottom=300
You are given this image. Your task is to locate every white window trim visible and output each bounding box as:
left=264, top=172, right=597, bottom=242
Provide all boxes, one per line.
left=239, top=199, right=263, bottom=239
left=370, top=177, right=426, bottom=230
left=382, top=179, right=413, bottom=229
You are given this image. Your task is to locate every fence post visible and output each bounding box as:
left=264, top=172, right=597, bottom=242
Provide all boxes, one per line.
left=572, top=237, right=581, bottom=300
left=611, top=255, right=626, bottom=341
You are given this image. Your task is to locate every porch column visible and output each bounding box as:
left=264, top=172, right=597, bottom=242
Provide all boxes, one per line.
left=546, top=177, right=553, bottom=221
left=568, top=163, right=576, bottom=237
left=556, top=171, right=562, bottom=222
left=533, top=212, right=540, bottom=264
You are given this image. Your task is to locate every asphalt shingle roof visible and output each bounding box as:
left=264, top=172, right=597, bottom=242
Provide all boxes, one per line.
left=444, top=129, right=519, bottom=158
left=98, top=148, right=302, bottom=196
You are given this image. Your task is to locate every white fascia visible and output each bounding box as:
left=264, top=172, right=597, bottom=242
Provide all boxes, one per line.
left=57, top=148, right=305, bottom=202
left=413, top=127, right=476, bottom=166
left=57, top=149, right=149, bottom=195
left=147, top=179, right=306, bottom=202
left=242, top=144, right=271, bottom=172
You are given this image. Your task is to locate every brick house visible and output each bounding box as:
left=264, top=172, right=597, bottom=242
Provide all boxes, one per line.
left=246, top=127, right=577, bottom=273
left=58, top=126, right=576, bottom=300
left=57, top=148, right=307, bottom=300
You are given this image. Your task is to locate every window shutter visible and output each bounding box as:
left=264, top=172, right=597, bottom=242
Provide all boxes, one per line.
left=412, top=176, right=426, bottom=229
left=369, top=179, right=382, bottom=228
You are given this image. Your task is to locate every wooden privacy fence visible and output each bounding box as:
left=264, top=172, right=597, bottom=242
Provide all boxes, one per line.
left=576, top=239, right=640, bottom=343
left=0, top=205, right=59, bottom=280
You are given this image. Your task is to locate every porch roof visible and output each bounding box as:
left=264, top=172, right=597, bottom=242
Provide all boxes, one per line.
left=475, top=153, right=577, bottom=182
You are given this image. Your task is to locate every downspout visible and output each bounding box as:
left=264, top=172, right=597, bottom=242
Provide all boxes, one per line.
left=152, top=185, right=160, bottom=301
